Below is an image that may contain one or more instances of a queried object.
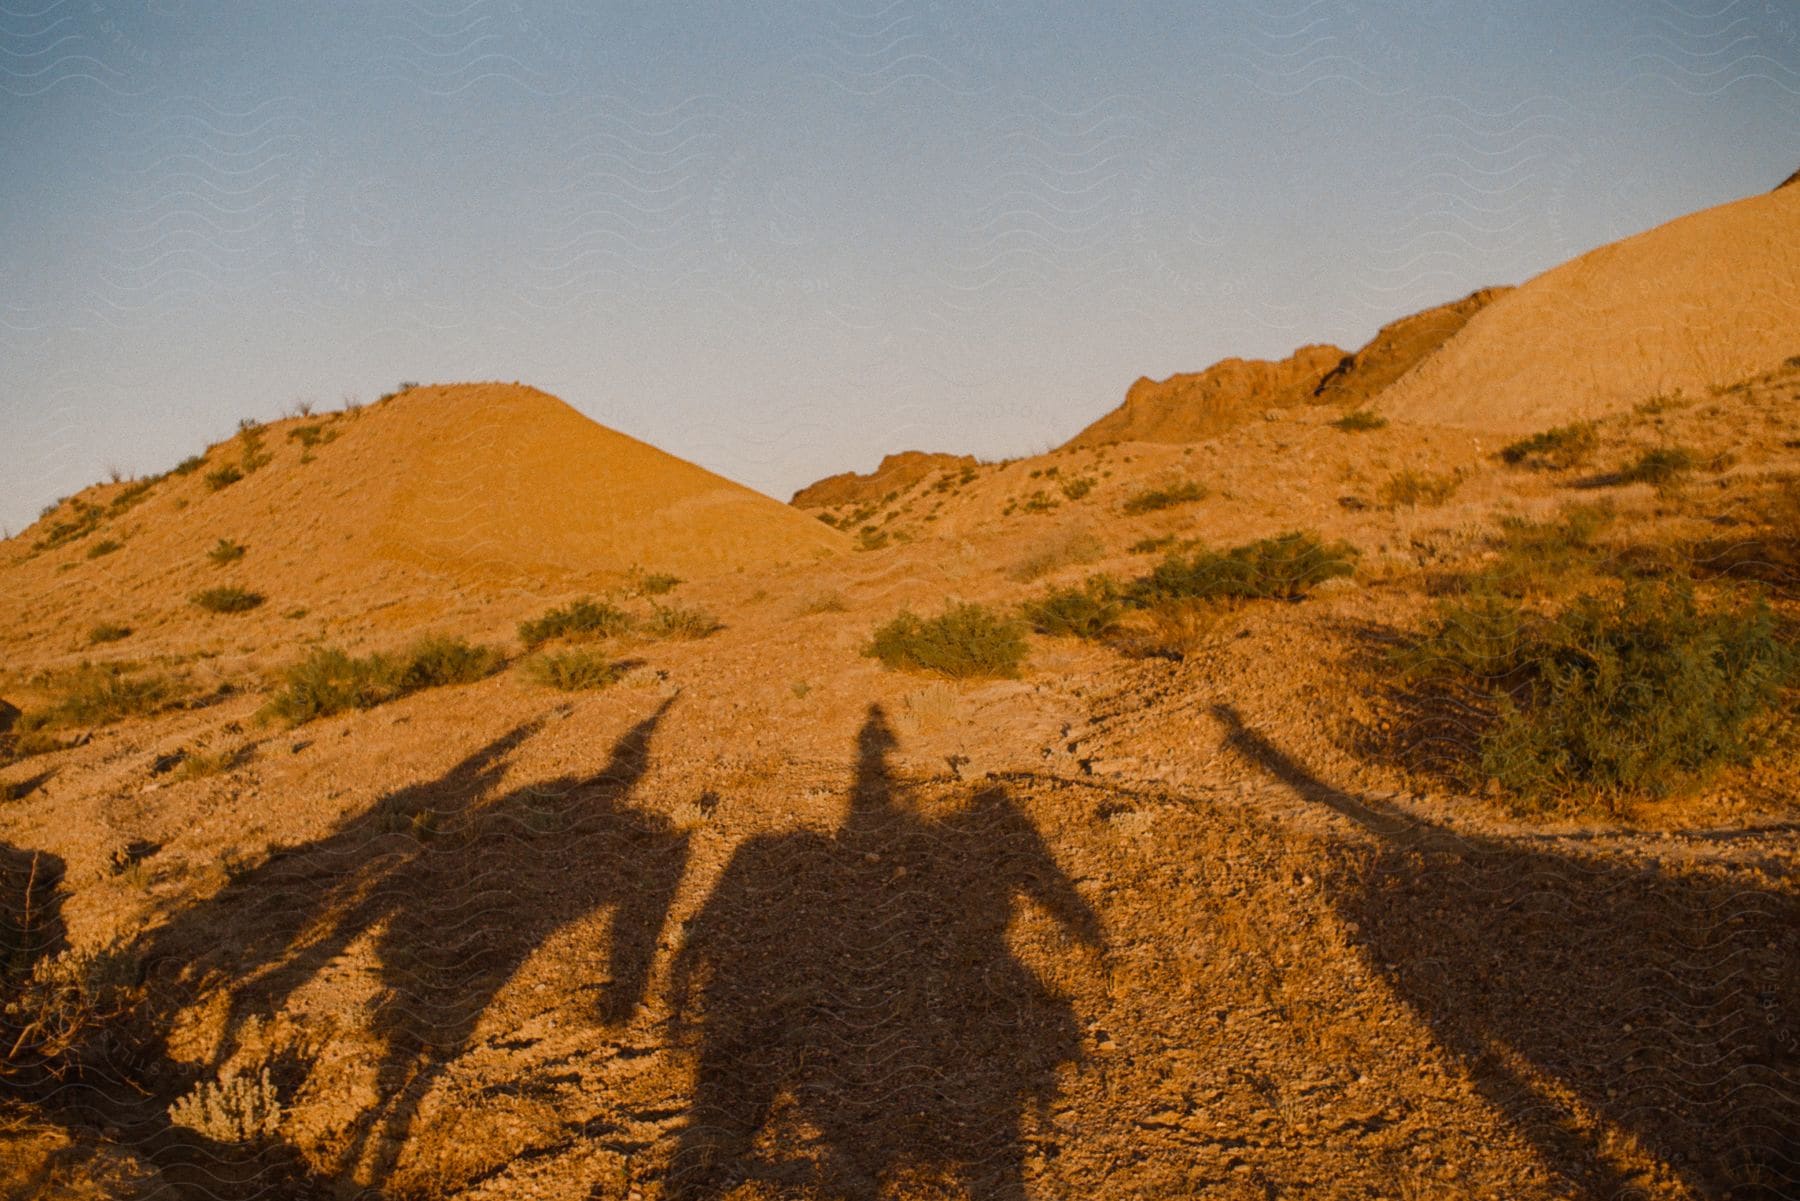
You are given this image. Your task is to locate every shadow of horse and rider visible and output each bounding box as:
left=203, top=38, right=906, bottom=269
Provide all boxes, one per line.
left=5, top=696, right=1795, bottom=1198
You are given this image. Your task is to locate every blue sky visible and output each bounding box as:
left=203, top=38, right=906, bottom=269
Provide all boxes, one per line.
left=4, top=0, right=1797, bottom=530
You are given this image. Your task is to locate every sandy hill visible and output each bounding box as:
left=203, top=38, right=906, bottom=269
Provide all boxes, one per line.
left=1059, top=343, right=1344, bottom=450
left=1374, top=184, right=1800, bottom=431
left=1312, top=286, right=1511, bottom=409
left=791, top=450, right=978, bottom=509
left=0, top=383, right=843, bottom=662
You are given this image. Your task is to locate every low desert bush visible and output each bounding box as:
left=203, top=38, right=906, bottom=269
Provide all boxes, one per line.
left=1128, top=532, right=1358, bottom=605
left=1618, top=446, right=1700, bottom=486
left=630, top=570, right=682, bottom=597
left=170, top=454, right=206, bottom=477
left=207, top=538, right=246, bottom=566
left=260, top=636, right=504, bottom=724
left=86, top=622, right=132, bottom=645
left=1122, top=480, right=1206, bottom=515
left=642, top=604, right=721, bottom=640
left=1499, top=422, right=1598, bottom=470
left=1, top=943, right=139, bottom=1085
left=1059, top=475, right=1096, bottom=501
left=168, top=1066, right=282, bottom=1144
left=518, top=598, right=634, bottom=647
left=525, top=649, right=630, bottom=691
left=1332, top=410, right=1388, bottom=432
left=192, top=586, right=264, bottom=614
left=866, top=603, right=1028, bottom=679
left=204, top=465, right=243, bottom=492
left=17, top=664, right=177, bottom=730
left=85, top=539, right=121, bottom=560
left=1398, top=581, right=1794, bottom=806
left=1020, top=579, right=1124, bottom=639
left=1378, top=470, right=1461, bottom=509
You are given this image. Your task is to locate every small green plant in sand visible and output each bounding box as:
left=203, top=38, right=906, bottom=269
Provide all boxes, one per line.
left=85, top=539, right=122, bottom=560
left=192, top=586, right=264, bottom=614
left=866, top=603, right=1028, bottom=679
left=204, top=465, right=243, bottom=492
left=15, top=664, right=180, bottom=731
left=87, top=622, right=132, bottom=645
left=525, top=649, right=631, bottom=691
left=1617, top=446, right=1700, bottom=487
left=207, top=538, right=246, bottom=566
left=518, top=598, right=634, bottom=647
left=1378, top=470, right=1461, bottom=509
left=1332, top=410, right=1388, bottom=432
left=1498, top=422, right=1598, bottom=470
left=1128, top=532, right=1358, bottom=605
left=260, top=636, right=505, bottom=725
left=1122, top=480, right=1206, bottom=516
left=643, top=604, right=721, bottom=640
left=1020, top=579, right=1125, bottom=640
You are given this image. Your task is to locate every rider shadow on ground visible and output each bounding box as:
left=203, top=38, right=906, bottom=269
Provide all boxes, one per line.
left=1212, top=703, right=1800, bottom=1200
left=139, top=697, right=689, bottom=1191
left=663, top=703, right=1105, bottom=1201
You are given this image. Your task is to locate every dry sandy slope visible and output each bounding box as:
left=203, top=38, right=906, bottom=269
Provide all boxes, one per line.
left=0, top=384, right=844, bottom=676
left=1375, top=184, right=1800, bottom=431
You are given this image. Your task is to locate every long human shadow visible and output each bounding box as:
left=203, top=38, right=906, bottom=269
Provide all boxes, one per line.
left=664, top=704, right=1104, bottom=1201
left=136, top=696, right=689, bottom=1192
left=1213, top=704, right=1800, bottom=1200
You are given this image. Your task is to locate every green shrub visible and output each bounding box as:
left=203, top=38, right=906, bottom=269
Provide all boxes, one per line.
left=1400, top=582, right=1794, bottom=806
left=207, top=538, right=246, bottom=566
left=866, top=603, right=1028, bottom=678
left=85, top=539, right=122, bottom=560
left=170, top=455, right=207, bottom=476
left=643, top=604, right=721, bottom=640
left=87, top=622, right=132, bottom=645
left=260, top=636, right=504, bottom=725
left=1378, top=470, right=1460, bottom=508
left=1122, top=480, right=1206, bottom=515
left=192, top=587, right=264, bottom=614
left=1021, top=580, right=1124, bottom=639
left=204, top=465, right=243, bottom=492
left=525, top=649, right=629, bottom=691
left=632, top=571, right=682, bottom=597
left=1499, top=423, right=1598, bottom=470
left=18, top=665, right=177, bottom=730
left=1618, top=446, right=1700, bottom=486
left=1332, top=410, right=1388, bottom=432
left=1059, top=475, right=1096, bottom=501
left=518, top=598, right=634, bottom=647
left=1129, top=535, right=1179, bottom=555
left=1128, top=532, right=1358, bottom=605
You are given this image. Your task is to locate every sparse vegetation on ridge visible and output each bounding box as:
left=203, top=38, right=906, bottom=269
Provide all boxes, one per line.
left=1332, top=410, right=1388, bottom=432
left=1127, top=532, right=1359, bottom=605
left=207, top=538, right=247, bottom=566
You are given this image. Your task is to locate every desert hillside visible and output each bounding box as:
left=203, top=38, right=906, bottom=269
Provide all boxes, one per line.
left=1373, top=184, right=1800, bottom=431
left=2, top=191, right=1798, bottom=1201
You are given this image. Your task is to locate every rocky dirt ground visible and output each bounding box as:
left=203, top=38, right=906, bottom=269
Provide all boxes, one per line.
left=2, top=362, right=1798, bottom=1199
